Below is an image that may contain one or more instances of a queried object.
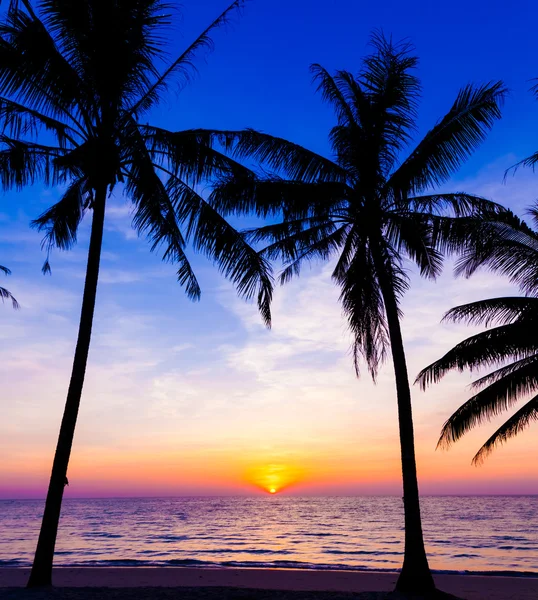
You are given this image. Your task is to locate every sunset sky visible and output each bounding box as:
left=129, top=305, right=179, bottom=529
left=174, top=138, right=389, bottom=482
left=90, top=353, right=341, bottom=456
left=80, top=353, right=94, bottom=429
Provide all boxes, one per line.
left=2, top=0, right=538, bottom=499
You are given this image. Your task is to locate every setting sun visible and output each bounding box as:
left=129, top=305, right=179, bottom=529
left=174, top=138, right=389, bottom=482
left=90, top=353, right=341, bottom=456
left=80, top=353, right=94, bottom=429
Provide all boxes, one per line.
left=244, top=463, right=304, bottom=494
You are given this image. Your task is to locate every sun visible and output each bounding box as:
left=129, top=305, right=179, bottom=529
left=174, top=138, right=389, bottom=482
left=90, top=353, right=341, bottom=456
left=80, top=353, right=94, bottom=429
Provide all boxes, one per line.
left=245, top=463, right=304, bottom=495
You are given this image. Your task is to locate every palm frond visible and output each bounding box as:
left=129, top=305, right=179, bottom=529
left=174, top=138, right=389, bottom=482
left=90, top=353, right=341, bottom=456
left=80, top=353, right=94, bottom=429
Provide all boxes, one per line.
left=360, top=31, right=420, bottom=166
left=212, top=174, right=349, bottom=219
left=338, top=248, right=389, bottom=379
left=361, top=31, right=419, bottom=111
left=167, top=174, right=274, bottom=326
left=0, top=137, right=65, bottom=189
left=0, top=263, right=18, bottom=309
left=125, top=142, right=201, bottom=300
left=472, top=393, right=538, bottom=464
left=32, top=177, right=90, bottom=262
left=443, top=297, right=538, bottom=327
left=0, top=5, right=86, bottom=126
left=331, top=223, right=358, bottom=282
left=454, top=219, right=538, bottom=295
left=390, top=82, right=506, bottom=194
left=506, top=151, right=538, bottom=173
left=385, top=211, right=443, bottom=279
left=437, top=356, right=538, bottom=448
left=141, top=126, right=252, bottom=185
left=6, top=0, right=35, bottom=16
left=469, top=355, right=538, bottom=390
left=406, top=193, right=505, bottom=218
left=0, top=97, right=80, bottom=146
left=416, top=323, right=538, bottom=389
left=246, top=219, right=344, bottom=283
left=334, top=70, right=371, bottom=119
left=40, top=0, right=168, bottom=109
left=226, top=129, right=347, bottom=183
left=128, top=0, right=245, bottom=117
left=278, top=224, right=349, bottom=284
left=0, top=284, right=19, bottom=308
left=311, top=64, right=358, bottom=127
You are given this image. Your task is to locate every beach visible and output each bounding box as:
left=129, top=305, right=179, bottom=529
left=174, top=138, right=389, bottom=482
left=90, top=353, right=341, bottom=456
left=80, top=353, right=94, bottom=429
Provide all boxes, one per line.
left=2, top=567, right=538, bottom=600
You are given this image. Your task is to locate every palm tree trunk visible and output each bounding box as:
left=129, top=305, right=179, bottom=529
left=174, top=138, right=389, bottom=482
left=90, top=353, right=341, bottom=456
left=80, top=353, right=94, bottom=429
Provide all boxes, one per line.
left=27, top=186, right=107, bottom=588
left=375, top=263, right=435, bottom=594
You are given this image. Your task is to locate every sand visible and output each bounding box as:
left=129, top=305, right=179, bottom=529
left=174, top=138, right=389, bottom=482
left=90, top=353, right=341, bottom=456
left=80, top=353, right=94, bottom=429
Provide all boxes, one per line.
left=1, top=567, right=538, bottom=600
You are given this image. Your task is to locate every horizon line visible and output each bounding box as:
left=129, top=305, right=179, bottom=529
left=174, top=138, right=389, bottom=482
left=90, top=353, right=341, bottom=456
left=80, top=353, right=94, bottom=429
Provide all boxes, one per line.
left=2, top=493, right=538, bottom=501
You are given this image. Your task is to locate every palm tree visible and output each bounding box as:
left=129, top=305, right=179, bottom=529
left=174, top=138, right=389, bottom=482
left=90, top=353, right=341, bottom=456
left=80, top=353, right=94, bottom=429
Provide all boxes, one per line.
left=0, top=264, right=18, bottom=308
left=0, top=0, right=273, bottom=587
left=209, top=34, right=506, bottom=594
left=416, top=209, right=538, bottom=464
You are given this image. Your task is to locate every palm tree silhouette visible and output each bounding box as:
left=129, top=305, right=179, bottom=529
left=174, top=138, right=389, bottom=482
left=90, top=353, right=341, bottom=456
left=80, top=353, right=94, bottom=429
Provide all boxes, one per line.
left=417, top=208, right=538, bottom=465
left=0, top=264, right=18, bottom=308
left=210, top=34, right=506, bottom=594
left=0, top=0, right=272, bottom=587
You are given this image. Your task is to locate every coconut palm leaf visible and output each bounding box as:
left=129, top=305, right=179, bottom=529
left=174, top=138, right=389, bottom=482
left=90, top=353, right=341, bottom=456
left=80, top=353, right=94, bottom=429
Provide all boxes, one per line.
left=443, top=296, right=538, bottom=327
left=0, top=6, right=86, bottom=123
left=0, top=263, right=18, bottom=308
left=213, top=175, right=350, bottom=219
left=311, top=64, right=359, bottom=127
left=124, top=151, right=201, bottom=301
left=0, top=97, right=80, bottom=145
left=127, top=0, right=245, bottom=117
left=389, top=82, right=506, bottom=194
left=163, top=172, right=274, bottom=325
left=32, top=177, right=90, bottom=270
left=406, top=193, right=504, bottom=217
left=455, top=219, right=538, bottom=294
left=141, top=126, right=252, bottom=185
left=417, top=322, right=538, bottom=389
left=472, top=394, right=538, bottom=464
left=436, top=356, right=538, bottom=447
left=225, top=129, right=347, bottom=183
left=0, top=137, right=65, bottom=189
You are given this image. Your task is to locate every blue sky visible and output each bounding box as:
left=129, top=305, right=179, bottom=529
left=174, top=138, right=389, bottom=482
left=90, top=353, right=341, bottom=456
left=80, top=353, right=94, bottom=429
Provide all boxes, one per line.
left=2, top=0, right=538, bottom=497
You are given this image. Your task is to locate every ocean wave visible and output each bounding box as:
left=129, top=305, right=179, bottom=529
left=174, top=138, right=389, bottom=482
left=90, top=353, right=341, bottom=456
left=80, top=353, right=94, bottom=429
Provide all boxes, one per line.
left=323, top=549, right=401, bottom=556
left=81, top=532, right=123, bottom=539
left=4, top=555, right=538, bottom=577
left=3, top=496, right=538, bottom=575
left=0, top=559, right=24, bottom=567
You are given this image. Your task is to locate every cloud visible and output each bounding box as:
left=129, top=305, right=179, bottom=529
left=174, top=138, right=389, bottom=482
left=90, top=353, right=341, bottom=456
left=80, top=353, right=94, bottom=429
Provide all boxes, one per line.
left=172, top=343, right=194, bottom=352
left=104, top=200, right=138, bottom=240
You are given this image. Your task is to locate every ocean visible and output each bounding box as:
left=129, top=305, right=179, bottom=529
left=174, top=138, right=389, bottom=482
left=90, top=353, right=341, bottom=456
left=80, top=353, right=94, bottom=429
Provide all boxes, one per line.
left=1, top=496, right=537, bottom=575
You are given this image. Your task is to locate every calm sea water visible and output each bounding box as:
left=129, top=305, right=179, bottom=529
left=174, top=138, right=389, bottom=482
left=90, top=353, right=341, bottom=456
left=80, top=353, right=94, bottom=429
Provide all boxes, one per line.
left=1, top=497, right=537, bottom=575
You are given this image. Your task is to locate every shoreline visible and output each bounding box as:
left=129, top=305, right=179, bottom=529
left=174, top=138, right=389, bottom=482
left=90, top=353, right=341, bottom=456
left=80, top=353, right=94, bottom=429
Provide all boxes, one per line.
left=2, top=564, right=538, bottom=578
left=2, top=567, right=538, bottom=599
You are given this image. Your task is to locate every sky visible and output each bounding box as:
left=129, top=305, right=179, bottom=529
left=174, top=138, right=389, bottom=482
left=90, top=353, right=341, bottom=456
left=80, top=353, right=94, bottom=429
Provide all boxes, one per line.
left=2, top=0, right=538, bottom=499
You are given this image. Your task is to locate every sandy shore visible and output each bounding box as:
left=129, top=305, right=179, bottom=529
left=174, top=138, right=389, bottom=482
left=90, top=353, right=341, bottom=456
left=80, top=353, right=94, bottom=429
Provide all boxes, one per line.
left=2, top=567, right=538, bottom=600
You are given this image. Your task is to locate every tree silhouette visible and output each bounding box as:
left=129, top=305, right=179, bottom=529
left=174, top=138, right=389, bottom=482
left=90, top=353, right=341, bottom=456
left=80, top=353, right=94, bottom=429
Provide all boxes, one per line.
left=0, top=0, right=272, bottom=587
left=210, top=34, right=506, bottom=594
left=417, top=209, right=538, bottom=464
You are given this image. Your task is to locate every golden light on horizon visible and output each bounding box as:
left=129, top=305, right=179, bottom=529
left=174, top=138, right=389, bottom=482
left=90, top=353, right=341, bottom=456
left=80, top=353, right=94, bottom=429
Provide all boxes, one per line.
left=245, top=463, right=304, bottom=494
